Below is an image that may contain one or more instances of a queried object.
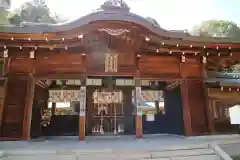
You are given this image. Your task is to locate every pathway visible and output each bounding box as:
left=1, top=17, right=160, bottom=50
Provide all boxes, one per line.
left=0, top=134, right=239, bottom=160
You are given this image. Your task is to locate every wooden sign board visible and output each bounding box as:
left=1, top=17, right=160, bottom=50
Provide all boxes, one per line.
left=49, top=90, right=80, bottom=102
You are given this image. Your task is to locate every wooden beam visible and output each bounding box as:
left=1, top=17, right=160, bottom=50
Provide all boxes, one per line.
left=36, top=74, right=85, bottom=80
left=0, top=37, right=84, bottom=48
left=22, top=75, right=36, bottom=140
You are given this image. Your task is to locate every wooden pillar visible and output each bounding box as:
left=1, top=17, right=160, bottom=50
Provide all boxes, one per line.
left=22, top=75, right=36, bottom=140
left=180, top=80, right=193, bottom=136
left=135, top=75, right=142, bottom=138
left=202, top=60, right=215, bottom=134
left=79, top=78, right=86, bottom=141
left=181, top=79, right=209, bottom=136
left=0, top=57, right=11, bottom=136
left=207, top=98, right=216, bottom=133
left=0, top=78, right=8, bottom=136
left=204, top=87, right=215, bottom=133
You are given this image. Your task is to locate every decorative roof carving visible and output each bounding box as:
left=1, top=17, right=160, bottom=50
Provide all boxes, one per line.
left=98, top=28, right=129, bottom=36
left=101, top=0, right=130, bottom=12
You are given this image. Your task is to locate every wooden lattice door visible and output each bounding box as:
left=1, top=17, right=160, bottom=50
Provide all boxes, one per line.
left=91, top=89, right=124, bottom=135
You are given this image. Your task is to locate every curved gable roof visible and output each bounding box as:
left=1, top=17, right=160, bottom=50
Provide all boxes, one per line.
left=0, top=0, right=187, bottom=38
left=0, top=0, right=239, bottom=44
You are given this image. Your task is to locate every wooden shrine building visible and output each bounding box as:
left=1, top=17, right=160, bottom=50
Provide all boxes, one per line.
left=0, top=0, right=240, bottom=141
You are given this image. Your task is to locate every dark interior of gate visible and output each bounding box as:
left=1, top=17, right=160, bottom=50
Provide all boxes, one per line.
left=29, top=78, right=184, bottom=138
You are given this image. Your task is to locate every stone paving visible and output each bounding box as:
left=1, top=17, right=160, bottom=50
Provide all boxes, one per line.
left=0, top=134, right=239, bottom=160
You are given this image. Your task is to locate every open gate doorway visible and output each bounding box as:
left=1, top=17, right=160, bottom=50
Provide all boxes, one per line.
left=91, top=89, right=124, bottom=136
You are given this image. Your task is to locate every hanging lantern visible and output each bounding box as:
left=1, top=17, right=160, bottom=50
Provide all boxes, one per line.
left=181, top=55, right=185, bottom=63
left=3, top=49, right=8, bottom=58
left=221, top=87, right=223, bottom=91
left=145, top=36, right=150, bottom=41
left=78, top=34, right=83, bottom=39
left=30, top=50, right=35, bottom=59
left=202, top=56, right=206, bottom=64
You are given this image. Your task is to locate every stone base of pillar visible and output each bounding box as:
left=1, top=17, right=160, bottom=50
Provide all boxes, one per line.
left=79, top=116, right=85, bottom=141
left=136, top=115, right=143, bottom=138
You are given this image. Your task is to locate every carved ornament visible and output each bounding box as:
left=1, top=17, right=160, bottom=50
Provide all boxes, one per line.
left=98, top=28, right=129, bottom=36
left=101, top=0, right=130, bottom=12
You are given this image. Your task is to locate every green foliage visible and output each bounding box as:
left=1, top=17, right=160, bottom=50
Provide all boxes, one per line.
left=232, top=156, right=240, bottom=160
left=191, top=20, right=240, bottom=73
left=8, top=0, right=65, bottom=25
left=0, top=7, right=10, bottom=25
left=1, top=0, right=11, bottom=8
left=8, top=12, right=21, bottom=25
left=190, top=19, right=240, bottom=39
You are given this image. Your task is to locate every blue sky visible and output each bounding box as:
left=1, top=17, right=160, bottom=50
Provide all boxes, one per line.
left=10, top=0, right=239, bottom=30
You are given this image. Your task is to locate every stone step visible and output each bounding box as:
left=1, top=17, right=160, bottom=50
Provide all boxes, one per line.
left=1, top=147, right=223, bottom=160
left=1, top=154, right=222, bottom=160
